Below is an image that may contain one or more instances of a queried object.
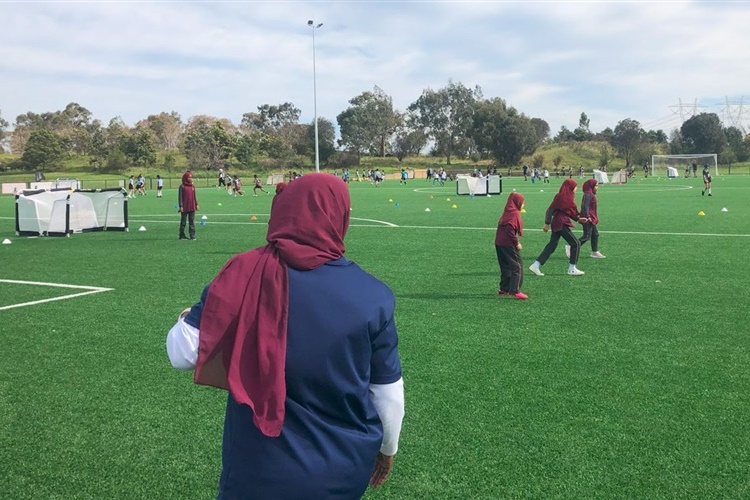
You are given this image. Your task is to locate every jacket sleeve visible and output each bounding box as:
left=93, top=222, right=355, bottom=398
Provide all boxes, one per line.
left=177, top=186, right=183, bottom=208
left=544, top=205, right=555, bottom=225
left=580, top=193, right=592, bottom=218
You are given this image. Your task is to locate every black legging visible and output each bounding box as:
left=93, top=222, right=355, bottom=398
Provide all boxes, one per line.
left=179, top=211, right=196, bottom=239
left=535, top=226, right=580, bottom=265
left=496, top=246, right=524, bottom=294
left=579, top=223, right=599, bottom=252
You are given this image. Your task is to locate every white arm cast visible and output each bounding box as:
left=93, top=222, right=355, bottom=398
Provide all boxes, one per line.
left=369, top=377, right=405, bottom=456
left=166, top=317, right=199, bottom=370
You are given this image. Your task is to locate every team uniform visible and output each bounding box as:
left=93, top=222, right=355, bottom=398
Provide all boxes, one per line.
left=156, top=176, right=163, bottom=197
left=702, top=165, right=712, bottom=196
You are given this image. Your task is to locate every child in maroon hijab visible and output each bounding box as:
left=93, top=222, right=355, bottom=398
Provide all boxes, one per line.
left=577, top=179, right=605, bottom=259
left=495, top=192, right=528, bottom=299
left=529, top=179, right=588, bottom=276
left=178, top=170, right=199, bottom=240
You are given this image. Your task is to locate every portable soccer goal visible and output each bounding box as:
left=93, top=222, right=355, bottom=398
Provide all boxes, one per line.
left=456, top=174, right=502, bottom=196
left=610, top=169, right=627, bottom=185
left=651, top=154, right=718, bottom=178
left=266, top=174, right=284, bottom=185
left=15, top=188, right=128, bottom=236
left=593, top=170, right=609, bottom=184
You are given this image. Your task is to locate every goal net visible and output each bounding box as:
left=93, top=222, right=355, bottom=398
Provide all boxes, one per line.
left=610, top=169, right=627, bottom=185
left=16, top=188, right=128, bottom=236
left=651, top=154, right=717, bottom=178
left=455, top=174, right=502, bottom=196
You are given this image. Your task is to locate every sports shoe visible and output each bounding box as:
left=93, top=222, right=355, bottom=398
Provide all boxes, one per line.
left=565, top=245, right=571, bottom=258
left=513, top=292, right=528, bottom=300
left=529, top=263, right=544, bottom=276
left=567, top=267, right=585, bottom=276
left=498, top=290, right=510, bottom=296
left=590, top=251, right=606, bottom=259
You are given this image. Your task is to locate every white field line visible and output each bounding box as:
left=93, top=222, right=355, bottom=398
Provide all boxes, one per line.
left=0, top=279, right=114, bottom=311
left=129, top=216, right=399, bottom=227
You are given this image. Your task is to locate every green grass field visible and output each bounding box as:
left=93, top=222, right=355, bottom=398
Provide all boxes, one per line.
left=2, top=173, right=749, bottom=499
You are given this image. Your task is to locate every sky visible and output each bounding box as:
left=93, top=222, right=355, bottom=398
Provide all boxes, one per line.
left=1, top=0, right=749, bottom=136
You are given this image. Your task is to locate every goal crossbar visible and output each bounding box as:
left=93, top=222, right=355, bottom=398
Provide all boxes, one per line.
left=651, top=154, right=718, bottom=177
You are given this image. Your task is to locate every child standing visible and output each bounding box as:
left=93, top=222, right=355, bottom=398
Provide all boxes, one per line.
left=495, top=192, right=527, bottom=299
left=702, top=164, right=712, bottom=196
left=156, top=175, right=164, bottom=198
left=178, top=170, right=199, bottom=240
left=529, top=179, right=588, bottom=276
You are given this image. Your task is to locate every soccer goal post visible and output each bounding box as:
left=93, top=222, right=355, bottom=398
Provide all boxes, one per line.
left=651, top=154, right=718, bottom=178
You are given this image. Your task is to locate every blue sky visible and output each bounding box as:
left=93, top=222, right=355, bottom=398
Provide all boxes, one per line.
left=1, top=0, right=749, bottom=135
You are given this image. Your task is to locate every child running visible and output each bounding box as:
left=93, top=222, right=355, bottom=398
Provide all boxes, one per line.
left=253, top=175, right=269, bottom=196
left=529, top=179, right=588, bottom=277
left=567, top=179, right=605, bottom=259
left=495, top=192, right=527, bottom=299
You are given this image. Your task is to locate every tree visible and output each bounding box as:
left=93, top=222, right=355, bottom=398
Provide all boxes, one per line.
left=139, top=111, right=183, bottom=150
left=408, top=80, right=480, bottom=164
left=21, top=128, right=65, bottom=170
left=668, top=129, right=683, bottom=154
left=0, top=109, right=9, bottom=149
left=123, top=129, right=158, bottom=166
left=610, top=118, right=644, bottom=168
left=471, top=97, right=537, bottom=167
left=305, top=118, right=336, bottom=165
left=391, top=112, right=427, bottom=162
left=530, top=118, right=550, bottom=145
left=242, top=103, right=301, bottom=132
left=680, top=113, right=725, bottom=155
left=337, top=86, right=397, bottom=158
left=532, top=154, right=544, bottom=169
left=234, top=133, right=260, bottom=168
left=724, top=126, right=748, bottom=163
left=554, top=126, right=575, bottom=142
left=646, top=129, right=668, bottom=144
left=578, top=112, right=590, bottom=130
left=182, top=120, right=235, bottom=170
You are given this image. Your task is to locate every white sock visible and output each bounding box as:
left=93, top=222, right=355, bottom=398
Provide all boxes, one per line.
left=532, top=261, right=541, bottom=268
left=569, top=264, right=576, bottom=271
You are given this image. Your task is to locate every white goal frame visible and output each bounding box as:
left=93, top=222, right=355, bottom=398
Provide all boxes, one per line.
left=651, top=154, right=718, bottom=178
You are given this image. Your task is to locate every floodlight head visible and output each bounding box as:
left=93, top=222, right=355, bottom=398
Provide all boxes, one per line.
left=316, top=23, right=323, bottom=28
left=307, top=20, right=313, bottom=26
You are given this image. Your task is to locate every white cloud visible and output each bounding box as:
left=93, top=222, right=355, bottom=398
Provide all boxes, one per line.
left=1, top=1, right=749, bottom=135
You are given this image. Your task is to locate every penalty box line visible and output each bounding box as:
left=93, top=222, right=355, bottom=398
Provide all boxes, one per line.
left=0, top=279, right=114, bottom=311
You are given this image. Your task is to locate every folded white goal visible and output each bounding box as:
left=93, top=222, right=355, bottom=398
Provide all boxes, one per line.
left=16, top=188, right=128, bottom=236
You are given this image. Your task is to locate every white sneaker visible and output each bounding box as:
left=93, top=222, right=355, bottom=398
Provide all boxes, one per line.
left=529, top=263, right=544, bottom=276
left=591, top=251, right=606, bottom=259
left=565, top=245, right=571, bottom=258
left=568, top=267, right=585, bottom=276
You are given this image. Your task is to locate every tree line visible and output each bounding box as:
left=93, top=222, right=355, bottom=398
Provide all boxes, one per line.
left=1, top=81, right=748, bottom=172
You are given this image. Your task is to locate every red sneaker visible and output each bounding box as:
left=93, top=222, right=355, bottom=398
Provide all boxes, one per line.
left=513, top=292, right=528, bottom=300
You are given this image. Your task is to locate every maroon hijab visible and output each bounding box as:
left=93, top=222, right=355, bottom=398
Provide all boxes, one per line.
left=195, top=174, right=350, bottom=437
left=180, top=170, right=198, bottom=212
left=499, top=192, right=525, bottom=236
left=550, top=178, right=578, bottom=215
left=582, top=178, right=598, bottom=194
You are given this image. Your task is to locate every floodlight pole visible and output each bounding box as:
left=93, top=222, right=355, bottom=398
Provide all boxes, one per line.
left=308, top=20, right=323, bottom=172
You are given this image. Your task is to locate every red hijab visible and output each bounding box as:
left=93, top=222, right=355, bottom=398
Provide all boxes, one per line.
left=550, top=178, right=578, bottom=215
left=499, top=192, right=525, bottom=236
left=180, top=170, right=198, bottom=212
left=582, top=178, right=598, bottom=194
left=195, top=174, right=350, bottom=437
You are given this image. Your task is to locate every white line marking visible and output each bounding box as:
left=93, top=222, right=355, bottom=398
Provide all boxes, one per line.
left=0, top=279, right=114, bottom=311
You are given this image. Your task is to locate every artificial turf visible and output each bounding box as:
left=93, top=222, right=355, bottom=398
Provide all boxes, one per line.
left=1, top=173, right=749, bottom=499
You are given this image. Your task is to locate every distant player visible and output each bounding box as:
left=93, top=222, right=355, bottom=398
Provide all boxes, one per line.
left=218, top=168, right=226, bottom=189
left=495, top=192, right=527, bottom=300
left=156, top=175, right=164, bottom=198
left=702, top=164, right=712, bottom=196
left=233, top=176, right=245, bottom=196
left=692, top=162, right=698, bottom=178
left=400, top=169, right=408, bottom=185
left=522, top=164, right=529, bottom=181
left=128, top=176, right=135, bottom=198
left=253, top=175, right=269, bottom=196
